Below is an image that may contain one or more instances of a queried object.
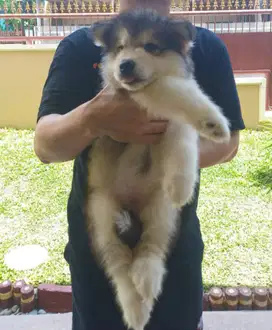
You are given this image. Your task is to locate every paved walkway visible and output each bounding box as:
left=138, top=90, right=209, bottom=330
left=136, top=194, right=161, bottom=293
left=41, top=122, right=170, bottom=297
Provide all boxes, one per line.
left=0, top=311, right=272, bottom=329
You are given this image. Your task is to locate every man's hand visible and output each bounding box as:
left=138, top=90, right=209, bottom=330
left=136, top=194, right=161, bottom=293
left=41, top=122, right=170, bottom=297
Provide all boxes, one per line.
left=34, top=86, right=168, bottom=163
left=87, top=86, right=168, bottom=145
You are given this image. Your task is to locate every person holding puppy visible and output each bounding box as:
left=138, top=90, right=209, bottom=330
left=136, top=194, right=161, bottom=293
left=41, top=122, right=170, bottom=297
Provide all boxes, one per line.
left=34, top=0, right=245, bottom=329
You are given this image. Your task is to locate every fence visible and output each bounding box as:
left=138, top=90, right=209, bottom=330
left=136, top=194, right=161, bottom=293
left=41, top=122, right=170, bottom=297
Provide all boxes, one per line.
left=0, top=0, right=272, bottom=44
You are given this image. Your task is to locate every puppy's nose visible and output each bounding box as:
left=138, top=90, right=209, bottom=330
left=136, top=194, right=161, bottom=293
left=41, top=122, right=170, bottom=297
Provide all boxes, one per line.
left=119, top=60, right=135, bottom=76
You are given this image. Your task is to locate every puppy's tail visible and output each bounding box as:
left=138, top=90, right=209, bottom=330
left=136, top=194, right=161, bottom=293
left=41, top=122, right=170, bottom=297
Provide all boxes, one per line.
left=115, top=209, right=143, bottom=249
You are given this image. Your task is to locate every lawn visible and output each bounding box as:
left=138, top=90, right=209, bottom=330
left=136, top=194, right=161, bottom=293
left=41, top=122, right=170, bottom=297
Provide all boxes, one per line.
left=0, top=128, right=271, bottom=289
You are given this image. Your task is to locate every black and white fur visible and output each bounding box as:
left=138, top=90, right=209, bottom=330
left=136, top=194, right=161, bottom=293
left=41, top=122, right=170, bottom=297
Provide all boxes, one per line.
left=86, top=9, right=230, bottom=330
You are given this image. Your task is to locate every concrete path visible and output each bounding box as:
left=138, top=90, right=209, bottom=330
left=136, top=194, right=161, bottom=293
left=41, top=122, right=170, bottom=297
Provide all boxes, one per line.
left=0, top=311, right=272, bottom=329
left=204, top=311, right=272, bottom=329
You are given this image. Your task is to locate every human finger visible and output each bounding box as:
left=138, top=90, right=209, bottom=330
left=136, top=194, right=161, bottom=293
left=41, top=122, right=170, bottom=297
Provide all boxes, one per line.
left=140, top=122, right=168, bottom=135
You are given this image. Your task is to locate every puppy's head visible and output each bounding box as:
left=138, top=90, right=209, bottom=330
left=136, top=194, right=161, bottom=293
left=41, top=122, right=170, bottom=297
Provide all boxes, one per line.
left=92, top=9, right=196, bottom=91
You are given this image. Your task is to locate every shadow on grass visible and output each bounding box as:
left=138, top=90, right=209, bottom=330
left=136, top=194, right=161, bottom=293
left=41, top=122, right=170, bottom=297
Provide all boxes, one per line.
left=248, top=166, right=272, bottom=191
left=247, top=124, right=272, bottom=191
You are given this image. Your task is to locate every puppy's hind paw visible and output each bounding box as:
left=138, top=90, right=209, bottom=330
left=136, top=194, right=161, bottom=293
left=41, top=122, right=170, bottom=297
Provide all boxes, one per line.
left=122, top=295, right=151, bottom=330
left=164, top=174, right=195, bottom=208
left=130, top=256, right=166, bottom=306
left=116, top=278, right=151, bottom=330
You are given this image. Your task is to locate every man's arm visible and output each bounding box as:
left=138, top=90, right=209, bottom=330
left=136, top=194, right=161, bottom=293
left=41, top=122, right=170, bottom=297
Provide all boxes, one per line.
left=198, top=131, right=239, bottom=169
left=197, top=33, right=245, bottom=169
left=34, top=102, right=96, bottom=164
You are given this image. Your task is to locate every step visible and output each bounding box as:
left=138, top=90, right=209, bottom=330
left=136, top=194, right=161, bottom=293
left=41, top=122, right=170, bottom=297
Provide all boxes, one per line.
left=0, top=311, right=272, bottom=330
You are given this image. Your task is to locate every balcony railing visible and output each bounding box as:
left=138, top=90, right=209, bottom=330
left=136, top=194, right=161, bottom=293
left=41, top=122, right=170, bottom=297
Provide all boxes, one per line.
left=0, top=0, right=271, bottom=44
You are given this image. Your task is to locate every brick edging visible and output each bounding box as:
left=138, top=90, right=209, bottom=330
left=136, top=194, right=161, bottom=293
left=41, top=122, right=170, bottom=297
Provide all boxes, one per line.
left=0, top=281, right=72, bottom=314
left=0, top=280, right=272, bottom=314
left=204, top=287, right=272, bottom=311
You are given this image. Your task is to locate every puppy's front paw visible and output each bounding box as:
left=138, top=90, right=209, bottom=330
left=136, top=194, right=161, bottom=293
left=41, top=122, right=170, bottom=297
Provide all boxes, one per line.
left=200, top=118, right=230, bottom=142
left=198, top=107, right=231, bottom=143
left=130, top=256, right=166, bottom=306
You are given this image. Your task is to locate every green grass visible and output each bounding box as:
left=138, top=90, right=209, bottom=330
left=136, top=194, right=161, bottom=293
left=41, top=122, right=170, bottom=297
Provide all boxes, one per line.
left=0, top=128, right=271, bottom=289
left=199, top=128, right=272, bottom=290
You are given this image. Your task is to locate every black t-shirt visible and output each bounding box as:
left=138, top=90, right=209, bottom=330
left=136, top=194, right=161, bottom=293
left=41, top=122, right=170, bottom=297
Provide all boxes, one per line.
left=38, top=26, right=244, bottom=249
left=38, top=28, right=244, bottom=329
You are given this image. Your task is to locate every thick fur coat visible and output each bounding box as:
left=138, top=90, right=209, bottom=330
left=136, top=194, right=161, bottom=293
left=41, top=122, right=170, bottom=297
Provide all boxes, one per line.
left=86, top=9, right=231, bottom=330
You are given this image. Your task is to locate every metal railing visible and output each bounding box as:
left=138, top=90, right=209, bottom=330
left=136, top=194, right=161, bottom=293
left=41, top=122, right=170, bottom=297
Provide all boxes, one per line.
left=0, top=0, right=271, bottom=44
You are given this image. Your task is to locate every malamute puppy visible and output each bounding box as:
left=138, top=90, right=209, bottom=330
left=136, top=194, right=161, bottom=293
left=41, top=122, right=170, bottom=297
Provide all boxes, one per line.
left=86, top=9, right=230, bottom=330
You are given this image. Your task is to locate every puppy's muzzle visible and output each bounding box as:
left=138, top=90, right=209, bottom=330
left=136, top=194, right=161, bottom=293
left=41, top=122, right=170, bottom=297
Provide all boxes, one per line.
left=120, top=59, right=136, bottom=77
left=119, top=59, right=143, bottom=85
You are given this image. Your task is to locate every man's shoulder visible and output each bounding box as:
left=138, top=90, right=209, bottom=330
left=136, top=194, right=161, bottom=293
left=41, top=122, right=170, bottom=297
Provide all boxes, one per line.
left=63, top=27, right=93, bottom=45
left=193, top=27, right=227, bottom=60
left=195, top=26, right=220, bottom=40
left=58, top=27, right=101, bottom=61
left=195, top=27, right=226, bottom=48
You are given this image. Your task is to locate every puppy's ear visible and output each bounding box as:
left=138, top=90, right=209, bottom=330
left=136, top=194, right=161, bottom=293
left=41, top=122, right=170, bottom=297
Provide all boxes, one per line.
left=92, top=20, right=116, bottom=48
left=170, top=20, right=197, bottom=42
left=167, top=19, right=197, bottom=54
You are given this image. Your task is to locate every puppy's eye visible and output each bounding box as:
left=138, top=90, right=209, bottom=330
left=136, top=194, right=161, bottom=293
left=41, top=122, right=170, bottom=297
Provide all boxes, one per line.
left=117, top=45, right=124, bottom=51
left=144, top=43, right=161, bottom=55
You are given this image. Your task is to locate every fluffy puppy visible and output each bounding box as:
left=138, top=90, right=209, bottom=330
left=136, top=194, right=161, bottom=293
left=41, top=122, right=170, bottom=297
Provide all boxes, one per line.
left=86, top=9, right=230, bottom=330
